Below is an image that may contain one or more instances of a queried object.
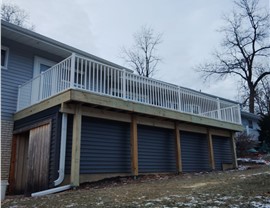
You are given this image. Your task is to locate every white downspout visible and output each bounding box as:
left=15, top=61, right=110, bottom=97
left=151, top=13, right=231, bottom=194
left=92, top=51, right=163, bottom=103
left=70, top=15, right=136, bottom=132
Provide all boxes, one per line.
left=54, top=113, right=68, bottom=186
left=31, top=185, right=71, bottom=197
left=31, top=113, right=69, bottom=197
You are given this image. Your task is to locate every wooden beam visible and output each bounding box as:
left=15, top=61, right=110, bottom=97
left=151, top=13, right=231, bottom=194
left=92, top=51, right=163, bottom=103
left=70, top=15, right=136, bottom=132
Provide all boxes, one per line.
left=207, top=129, right=215, bottom=170
left=14, top=90, right=71, bottom=120
left=70, top=90, right=243, bottom=132
left=130, top=115, right=138, bottom=176
left=210, top=128, right=231, bottom=137
left=15, top=88, right=243, bottom=132
left=230, top=132, right=238, bottom=169
left=137, top=116, right=174, bottom=129
left=179, top=123, right=207, bottom=134
left=70, top=104, right=82, bottom=187
left=175, top=122, right=182, bottom=173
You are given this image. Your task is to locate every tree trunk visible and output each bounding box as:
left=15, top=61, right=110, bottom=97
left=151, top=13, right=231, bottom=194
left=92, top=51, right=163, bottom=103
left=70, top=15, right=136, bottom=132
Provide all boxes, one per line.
left=146, top=57, right=149, bottom=77
left=249, top=87, right=256, bottom=113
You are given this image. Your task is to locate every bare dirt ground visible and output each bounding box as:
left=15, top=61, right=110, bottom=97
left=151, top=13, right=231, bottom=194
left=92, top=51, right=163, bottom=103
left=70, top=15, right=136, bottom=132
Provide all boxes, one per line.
left=2, top=165, right=270, bottom=208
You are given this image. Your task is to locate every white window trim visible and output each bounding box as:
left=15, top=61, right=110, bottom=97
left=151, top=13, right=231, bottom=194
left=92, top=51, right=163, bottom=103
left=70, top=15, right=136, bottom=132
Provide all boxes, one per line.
left=1, top=46, right=9, bottom=69
left=33, top=56, right=57, bottom=78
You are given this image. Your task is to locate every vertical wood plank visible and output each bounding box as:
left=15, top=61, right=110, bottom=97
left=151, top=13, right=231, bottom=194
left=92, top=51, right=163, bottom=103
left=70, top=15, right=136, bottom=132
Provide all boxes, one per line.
left=230, top=132, right=238, bottom=168
left=26, top=124, right=51, bottom=195
left=175, top=122, right=182, bottom=173
left=14, top=133, right=29, bottom=194
left=207, top=129, right=215, bottom=170
left=71, top=104, right=82, bottom=187
left=130, top=115, right=138, bottom=176
left=8, top=135, right=17, bottom=194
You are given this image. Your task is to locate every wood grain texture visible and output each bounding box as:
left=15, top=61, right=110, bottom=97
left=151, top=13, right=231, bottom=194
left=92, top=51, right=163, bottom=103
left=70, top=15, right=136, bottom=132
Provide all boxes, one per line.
left=26, top=123, right=51, bottom=195
left=70, top=104, right=82, bottom=187
left=175, top=123, right=182, bottom=173
left=130, top=115, right=138, bottom=176
left=207, top=129, right=215, bottom=170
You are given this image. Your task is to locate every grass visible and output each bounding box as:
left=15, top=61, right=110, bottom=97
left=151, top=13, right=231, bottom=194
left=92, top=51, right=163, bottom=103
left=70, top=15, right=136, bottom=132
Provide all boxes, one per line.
left=2, top=165, right=270, bottom=208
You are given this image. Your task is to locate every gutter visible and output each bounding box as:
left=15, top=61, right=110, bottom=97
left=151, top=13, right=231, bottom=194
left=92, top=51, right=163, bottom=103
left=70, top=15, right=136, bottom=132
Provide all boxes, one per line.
left=54, top=113, right=68, bottom=186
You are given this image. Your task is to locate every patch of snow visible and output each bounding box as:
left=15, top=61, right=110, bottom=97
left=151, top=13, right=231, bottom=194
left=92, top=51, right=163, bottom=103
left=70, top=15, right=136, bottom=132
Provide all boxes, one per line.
left=219, top=196, right=232, bottom=200
left=238, top=165, right=249, bottom=170
left=162, top=196, right=171, bottom=201
left=177, top=202, right=196, bottom=207
left=214, top=200, right=226, bottom=205
left=250, top=201, right=270, bottom=208
left=65, top=203, right=78, bottom=207
left=252, top=172, right=270, bottom=176
left=237, top=158, right=269, bottom=165
left=145, top=202, right=154, bottom=206
left=147, top=198, right=162, bottom=202
left=96, top=201, right=104, bottom=206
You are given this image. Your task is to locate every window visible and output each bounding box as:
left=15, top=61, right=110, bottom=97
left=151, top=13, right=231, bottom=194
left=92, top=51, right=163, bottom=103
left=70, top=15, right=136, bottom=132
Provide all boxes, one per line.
left=248, top=120, right=253, bottom=129
left=1, top=46, right=9, bottom=69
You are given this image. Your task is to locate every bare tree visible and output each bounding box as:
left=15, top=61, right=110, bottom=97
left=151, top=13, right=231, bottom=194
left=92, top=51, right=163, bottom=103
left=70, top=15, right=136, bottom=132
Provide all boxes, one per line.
left=198, top=0, right=270, bottom=113
left=255, top=77, right=270, bottom=115
left=121, top=25, right=162, bottom=77
left=1, top=2, right=34, bottom=30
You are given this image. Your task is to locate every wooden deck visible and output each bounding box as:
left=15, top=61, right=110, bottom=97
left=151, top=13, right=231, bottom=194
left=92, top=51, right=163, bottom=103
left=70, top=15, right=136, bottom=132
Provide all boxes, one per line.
left=14, top=89, right=243, bottom=132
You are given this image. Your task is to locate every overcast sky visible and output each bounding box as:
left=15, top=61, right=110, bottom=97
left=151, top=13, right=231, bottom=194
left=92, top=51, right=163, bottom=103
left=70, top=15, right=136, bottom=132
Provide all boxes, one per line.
left=7, top=0, right=269, bottom=101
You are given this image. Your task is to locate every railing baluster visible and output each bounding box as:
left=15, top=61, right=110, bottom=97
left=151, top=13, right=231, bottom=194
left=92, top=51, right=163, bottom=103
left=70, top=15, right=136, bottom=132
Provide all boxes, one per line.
left=70, top=53, right=76, bottom=88
left=17, top=53, right=242, bottom=125
left=122, top=70, right=126, bottom=99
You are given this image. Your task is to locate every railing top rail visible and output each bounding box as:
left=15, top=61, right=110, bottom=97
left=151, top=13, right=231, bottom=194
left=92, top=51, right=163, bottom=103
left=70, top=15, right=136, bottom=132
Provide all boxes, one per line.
left=75, top=54, right=125, bottom=73
left=17, top=53, right=241, bottom=125
left=76, top=54, right=181, bottom=89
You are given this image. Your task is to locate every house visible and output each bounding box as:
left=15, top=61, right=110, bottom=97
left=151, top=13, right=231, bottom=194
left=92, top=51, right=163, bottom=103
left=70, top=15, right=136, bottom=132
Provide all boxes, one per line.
left=241, top=111, right=260, bottom=141
left=1, top=21, right=243, bottom=196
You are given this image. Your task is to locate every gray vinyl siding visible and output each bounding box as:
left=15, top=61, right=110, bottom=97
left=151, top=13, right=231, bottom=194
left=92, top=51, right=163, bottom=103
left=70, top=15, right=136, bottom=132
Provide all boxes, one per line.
left=13, top=106, right=61, bottom=188
left=1, top=37, right=64, bottom=121
left=65, top=115, right=73, bottom=174
left=138, top=125, right=176, bottom=173
left=213, top=136, right=233, bottom=170
left=65, top=116, right=131, bottom=174
left=181, top=131, right=210, bottom=172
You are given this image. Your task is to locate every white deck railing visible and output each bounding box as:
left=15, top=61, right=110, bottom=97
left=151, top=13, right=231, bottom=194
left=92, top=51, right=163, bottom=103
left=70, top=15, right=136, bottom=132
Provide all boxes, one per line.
left=17, top=53, right=241, bottom=124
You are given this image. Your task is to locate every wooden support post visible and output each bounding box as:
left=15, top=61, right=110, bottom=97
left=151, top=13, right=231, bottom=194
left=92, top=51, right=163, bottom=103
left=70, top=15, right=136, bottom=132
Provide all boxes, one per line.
left=230, top=132, right=238, bottom=169
left=174, top=122, right=182, bottom=173
left=70, top=104, right=82, bottom=187
left=130, top=115, right=138, bottom=176
left=207, top=129, right=215, bottom=170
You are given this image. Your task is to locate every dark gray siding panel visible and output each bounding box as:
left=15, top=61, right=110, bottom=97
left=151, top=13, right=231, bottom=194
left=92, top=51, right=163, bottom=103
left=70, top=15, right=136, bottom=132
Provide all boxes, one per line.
left=65, top=115, right=73, bottom=174
left=138, top=125, right=176, bottom=173
left=213, top=136, right=233, bottom=170
left=81, top=117, right=131, bottom=173
left=181, top=131, right=210, bottom=172
left=1, top=37, right=64, bottom=120
left=13, top=106, right=61, bottom=188
left=65, top=117, right=131, bottom=174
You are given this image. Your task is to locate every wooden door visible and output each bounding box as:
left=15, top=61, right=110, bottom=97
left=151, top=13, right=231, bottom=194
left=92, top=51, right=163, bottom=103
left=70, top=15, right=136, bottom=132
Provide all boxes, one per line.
left=26, top=123, right=51, bottom=195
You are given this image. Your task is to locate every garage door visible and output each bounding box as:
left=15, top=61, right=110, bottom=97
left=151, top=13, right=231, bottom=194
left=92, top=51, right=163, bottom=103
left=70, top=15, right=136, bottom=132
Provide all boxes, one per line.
left=138, top=125, right=176, bottom=173
left=213, top=136, right=233, bottom=170
left=181, top=131, right=210, bottom=172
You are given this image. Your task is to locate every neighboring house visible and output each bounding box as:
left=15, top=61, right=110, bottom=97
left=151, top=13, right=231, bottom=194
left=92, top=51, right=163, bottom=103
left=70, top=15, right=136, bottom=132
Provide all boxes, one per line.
left=241, top=111, right=260, bottom=141
left=1, top=21, right=243, bottom=196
